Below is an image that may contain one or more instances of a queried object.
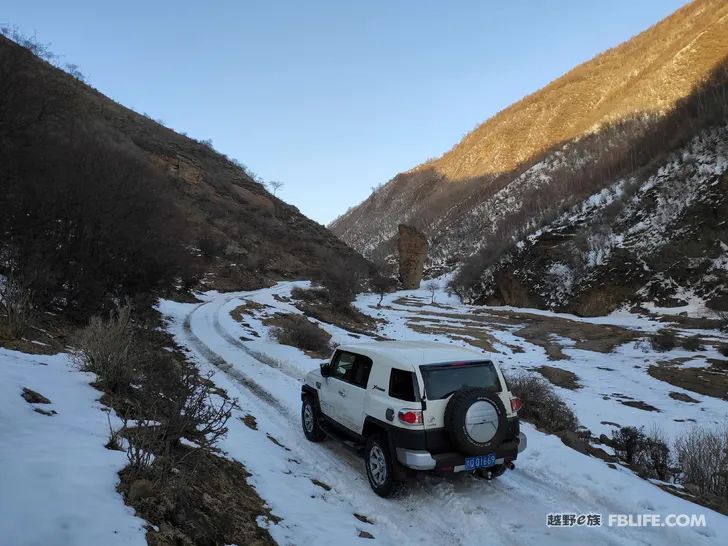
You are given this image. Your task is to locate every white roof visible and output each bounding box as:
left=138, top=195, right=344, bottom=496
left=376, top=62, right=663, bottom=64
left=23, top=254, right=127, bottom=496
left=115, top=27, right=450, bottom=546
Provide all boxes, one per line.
left=336, top=341, right=487, bottom=369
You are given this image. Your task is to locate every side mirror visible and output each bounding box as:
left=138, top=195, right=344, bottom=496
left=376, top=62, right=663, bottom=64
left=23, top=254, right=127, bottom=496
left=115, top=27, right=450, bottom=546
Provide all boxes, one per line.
left=320, top=362, right=330, bottom=378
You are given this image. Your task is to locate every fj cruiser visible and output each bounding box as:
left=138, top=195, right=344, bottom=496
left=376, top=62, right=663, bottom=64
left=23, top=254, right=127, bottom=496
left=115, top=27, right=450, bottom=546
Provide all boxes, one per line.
left=301, top=341, right=527, bottom=496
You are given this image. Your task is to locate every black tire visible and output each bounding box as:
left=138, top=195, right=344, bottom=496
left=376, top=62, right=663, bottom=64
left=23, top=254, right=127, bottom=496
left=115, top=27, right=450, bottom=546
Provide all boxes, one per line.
left=444, top=387, right=506, bottom=456
left=474, top=464, right=507, bottom=480
left=301, top=396, right=326, bottom=442
left=365, top=434, right=402, bottom=498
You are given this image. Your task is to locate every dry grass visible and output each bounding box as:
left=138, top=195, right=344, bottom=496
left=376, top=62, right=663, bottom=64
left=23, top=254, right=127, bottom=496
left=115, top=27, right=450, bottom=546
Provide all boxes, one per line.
left=263, top=313, right=332, bottom=358
left=230, top=300, right=266, bottom=322
left=648, top=357, right=728, bottom=401
left=406, top=318, right=498, bottom=352
left=119, top=448, right=276, bottom=546
left=534, top=365, right=580, bottom=390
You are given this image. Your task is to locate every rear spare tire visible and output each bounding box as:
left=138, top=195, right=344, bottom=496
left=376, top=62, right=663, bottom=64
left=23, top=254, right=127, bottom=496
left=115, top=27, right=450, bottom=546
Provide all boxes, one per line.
left=444, top=387, right=506, bottom=455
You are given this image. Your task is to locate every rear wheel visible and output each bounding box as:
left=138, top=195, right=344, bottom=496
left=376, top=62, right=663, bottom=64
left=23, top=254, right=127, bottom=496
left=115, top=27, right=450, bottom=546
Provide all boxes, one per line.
left=301, top=396, right=326, bottom=442
left=365, top=434, right=402, bottom=497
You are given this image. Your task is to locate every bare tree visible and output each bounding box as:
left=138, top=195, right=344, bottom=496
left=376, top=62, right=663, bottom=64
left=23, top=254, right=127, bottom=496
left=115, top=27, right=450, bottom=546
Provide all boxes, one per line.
left=371, top=274, right=396, bottom=308
left=268, top=180, right=284, bottom=196
left=425, top=279, right=439, bottom=304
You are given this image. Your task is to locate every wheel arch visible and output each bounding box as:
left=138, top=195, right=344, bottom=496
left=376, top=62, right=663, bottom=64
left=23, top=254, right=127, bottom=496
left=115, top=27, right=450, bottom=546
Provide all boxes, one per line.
left=301, top=384, right=318, bottom=404
left=362, top=417, right=408, bottom=481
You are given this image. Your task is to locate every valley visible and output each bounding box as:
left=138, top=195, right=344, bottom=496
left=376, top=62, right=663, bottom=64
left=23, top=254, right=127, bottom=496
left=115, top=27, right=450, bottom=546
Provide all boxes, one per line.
left=157, top=281, right=728, bottom=544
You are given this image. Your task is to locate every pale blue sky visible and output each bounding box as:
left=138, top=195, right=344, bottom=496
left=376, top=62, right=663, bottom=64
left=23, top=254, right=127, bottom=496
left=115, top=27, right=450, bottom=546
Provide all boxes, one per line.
left=5, top=1, right=688, bottom=224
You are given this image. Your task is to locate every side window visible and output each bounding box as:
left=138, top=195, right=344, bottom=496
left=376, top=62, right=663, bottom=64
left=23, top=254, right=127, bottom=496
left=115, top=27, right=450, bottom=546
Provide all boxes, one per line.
left=351, top=357, right=373, bottom=389
left=330, top=351, right=373, bottom=389
left=331, top=351, right=356, bottom=381
left=389, top=368, right=417, bottom=402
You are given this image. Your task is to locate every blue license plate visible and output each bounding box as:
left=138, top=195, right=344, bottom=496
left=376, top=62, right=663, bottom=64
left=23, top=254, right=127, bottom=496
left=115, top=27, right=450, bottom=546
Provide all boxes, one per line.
left=464, top=453, right=497, bottom=470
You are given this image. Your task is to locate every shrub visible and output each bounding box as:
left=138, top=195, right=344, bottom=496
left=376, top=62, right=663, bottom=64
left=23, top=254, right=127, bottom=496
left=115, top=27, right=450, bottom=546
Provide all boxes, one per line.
left=320, top=258, right=365, bottom=312
left=198, top=237, right=225, bottom=260
left=682, top=335, right=703, bottom=351
left=0, top=272, right=34, bottom=339
left=673, top=426, right=728, bottom=498
left=718, top=311, right=728, bottom=333
left=116, top=351, right=234, bottom=479
left=611, top=426, right=644, bottom=465
left=505, top=372, right=578, bottom=433
left=611, top=426, right=672, bottom=480
left=270, top=314, right=331, bottom=355
left=73, top=304, right=136, bottom=393
left=291, top=286, right=325, bottom=303
left=651, top=330, right=677, bottom=351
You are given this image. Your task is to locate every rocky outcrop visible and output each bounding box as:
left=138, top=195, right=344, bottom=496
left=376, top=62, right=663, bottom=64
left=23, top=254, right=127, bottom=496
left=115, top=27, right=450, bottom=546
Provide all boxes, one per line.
left=397, top=225, right=428, bottom=289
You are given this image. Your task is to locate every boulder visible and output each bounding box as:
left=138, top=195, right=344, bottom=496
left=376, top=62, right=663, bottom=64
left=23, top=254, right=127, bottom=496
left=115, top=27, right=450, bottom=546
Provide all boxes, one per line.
left=557, top=430, right=589, bottom=455
left=21, top=387, right=51, bottom=404
left=397, top=224, right=428, bottom=289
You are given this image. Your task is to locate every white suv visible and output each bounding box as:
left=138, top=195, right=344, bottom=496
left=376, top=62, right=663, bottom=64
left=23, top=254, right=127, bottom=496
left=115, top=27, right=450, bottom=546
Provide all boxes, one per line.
left=301, top=341, right=527, bottom=497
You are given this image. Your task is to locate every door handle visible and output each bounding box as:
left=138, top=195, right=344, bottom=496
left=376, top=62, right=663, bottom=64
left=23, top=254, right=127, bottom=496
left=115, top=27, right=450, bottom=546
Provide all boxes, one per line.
left=338, top=389, right=347, bottom=397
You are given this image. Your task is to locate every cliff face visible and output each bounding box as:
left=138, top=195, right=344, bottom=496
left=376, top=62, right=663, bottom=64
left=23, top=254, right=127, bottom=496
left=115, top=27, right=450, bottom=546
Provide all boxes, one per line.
left=331, top=0, right=728, bottom=314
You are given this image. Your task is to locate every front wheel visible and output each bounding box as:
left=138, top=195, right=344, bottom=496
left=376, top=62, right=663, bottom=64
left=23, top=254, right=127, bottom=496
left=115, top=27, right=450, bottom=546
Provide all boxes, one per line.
left=301, top=397, right=326, bottom=442
left=365, top=434, right=402, bottom=497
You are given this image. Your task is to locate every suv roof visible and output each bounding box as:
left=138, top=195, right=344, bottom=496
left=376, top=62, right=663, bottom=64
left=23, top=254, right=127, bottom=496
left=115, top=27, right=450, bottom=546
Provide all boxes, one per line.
left=335, top=341, right=485, bottom=369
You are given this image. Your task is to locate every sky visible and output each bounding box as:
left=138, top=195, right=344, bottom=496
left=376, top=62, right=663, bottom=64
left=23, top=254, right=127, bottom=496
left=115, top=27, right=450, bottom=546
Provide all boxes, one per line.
left=4, top=0, right=689, bottom=225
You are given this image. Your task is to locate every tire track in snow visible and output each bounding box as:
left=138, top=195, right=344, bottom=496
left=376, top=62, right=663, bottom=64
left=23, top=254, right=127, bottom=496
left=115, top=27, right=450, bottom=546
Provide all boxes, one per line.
left=181, top=294, right=467, bottom=546
left=183, top=304, right=289, bottom=415
left=212, top=295, right=305, bottom=381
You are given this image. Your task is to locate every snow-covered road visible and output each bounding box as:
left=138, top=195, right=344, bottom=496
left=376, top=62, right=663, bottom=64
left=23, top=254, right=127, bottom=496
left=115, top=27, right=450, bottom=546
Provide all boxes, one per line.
left=160, top=282, right=728, bottom=546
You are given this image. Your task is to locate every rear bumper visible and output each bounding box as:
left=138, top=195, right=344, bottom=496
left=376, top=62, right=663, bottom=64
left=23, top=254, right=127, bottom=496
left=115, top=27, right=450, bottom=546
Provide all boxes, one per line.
left=396, top=433, right=526, bottom=472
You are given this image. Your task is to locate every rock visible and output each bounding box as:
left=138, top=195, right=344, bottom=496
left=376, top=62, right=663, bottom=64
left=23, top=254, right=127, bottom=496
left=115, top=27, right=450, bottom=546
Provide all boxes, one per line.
left=619, top=400, right=660, bottom=412
left=33, top=407, right=57, bottom=416
left=128, top=479, right=155, bottom=502
left=354, top=513, right=374, bottom=524
left=598, top=433, right=617, bottom=448
left=310, top=478, right=332, bottom=491
left=668, top=391, right=700, bottom=403
left=586, top=445, right=618, bottom=463
left=358, top=530, right=375, bottom=539
left=397, top=224, right=428, bottom=289
left=557, top=430, right=589, bottom=455
left=21, top=387, right=51, bottom=404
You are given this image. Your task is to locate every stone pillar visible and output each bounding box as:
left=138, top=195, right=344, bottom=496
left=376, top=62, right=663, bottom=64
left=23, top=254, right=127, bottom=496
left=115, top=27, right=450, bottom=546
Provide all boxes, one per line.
left=397, top=224, right=428, bottom=289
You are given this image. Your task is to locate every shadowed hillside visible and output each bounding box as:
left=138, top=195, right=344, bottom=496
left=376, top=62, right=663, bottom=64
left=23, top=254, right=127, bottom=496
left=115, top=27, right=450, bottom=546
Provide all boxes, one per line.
left=0, top=33, right=369, bottom=319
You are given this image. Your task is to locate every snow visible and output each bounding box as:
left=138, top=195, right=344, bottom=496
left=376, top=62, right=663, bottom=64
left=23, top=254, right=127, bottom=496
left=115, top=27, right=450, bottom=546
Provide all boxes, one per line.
left=0, top=348, right=146, bottom=546
left=159, top=281, right=728, bottom=545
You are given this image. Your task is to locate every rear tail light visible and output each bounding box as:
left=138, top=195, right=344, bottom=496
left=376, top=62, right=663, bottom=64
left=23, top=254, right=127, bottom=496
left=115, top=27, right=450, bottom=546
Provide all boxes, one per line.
left=398, top=409, right=423, bottom=425
left=510, top=397, right=523, bottom=413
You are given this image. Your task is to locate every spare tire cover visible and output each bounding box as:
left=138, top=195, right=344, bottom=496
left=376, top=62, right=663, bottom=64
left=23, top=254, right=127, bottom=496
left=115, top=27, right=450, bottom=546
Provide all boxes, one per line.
left=444, top=387, right=507, bottom=456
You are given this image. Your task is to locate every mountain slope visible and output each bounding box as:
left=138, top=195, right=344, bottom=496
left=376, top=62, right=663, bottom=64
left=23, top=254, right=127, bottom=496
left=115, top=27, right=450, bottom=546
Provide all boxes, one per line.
left=331, top=0, right=728, bottom=314
left=0, top=33, right=368, bottom=316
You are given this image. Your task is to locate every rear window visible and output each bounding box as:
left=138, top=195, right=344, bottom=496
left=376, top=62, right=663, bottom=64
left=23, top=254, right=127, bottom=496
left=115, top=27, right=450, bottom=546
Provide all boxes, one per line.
left=419, top=361, right=501, bottom=400
left=389, top=368, right=417, bottom=402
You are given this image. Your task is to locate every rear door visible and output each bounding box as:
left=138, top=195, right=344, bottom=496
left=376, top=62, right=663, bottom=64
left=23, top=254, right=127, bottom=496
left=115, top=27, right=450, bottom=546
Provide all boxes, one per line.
left=417, top=360, right=504, bottom=430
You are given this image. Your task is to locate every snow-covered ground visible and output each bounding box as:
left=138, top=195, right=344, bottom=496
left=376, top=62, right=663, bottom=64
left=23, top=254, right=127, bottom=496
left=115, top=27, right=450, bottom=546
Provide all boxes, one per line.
left=159, top=281, right=728, bottom=545
left=0, top=349, right=146, bottom=546
left=361, top=287, right=728, bottom=441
